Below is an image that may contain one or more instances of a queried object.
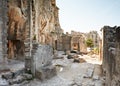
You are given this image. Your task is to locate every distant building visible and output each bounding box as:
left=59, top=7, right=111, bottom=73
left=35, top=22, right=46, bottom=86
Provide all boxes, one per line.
left=56, top=31, right=87, bottom=53
left=86, top=31, right=100, bottom=48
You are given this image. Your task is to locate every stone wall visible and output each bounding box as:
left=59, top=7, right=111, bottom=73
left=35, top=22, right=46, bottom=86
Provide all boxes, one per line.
left=35, top=0, right=63, bottom=45
left=62, top=35, right=71, bottom=51
left=56, top=37, right=63, bottom=50
left=79, top=36, right=87, bottom=53
left=7, top=0, right=32, bottom=59
left=102, top=26, right=120, bottom=86
left=71, top=36, right=80, bottom=51
left=0, top=0, right=59, bottom=78
left=2, top=0, right=62, bottom=59
left=71, top=31, right=87, bottom=52
left=0, top=1, right=3, bottom=61
left=0, top=0, right=8, bottom=63
left=56, top=31, right=87, bottom=52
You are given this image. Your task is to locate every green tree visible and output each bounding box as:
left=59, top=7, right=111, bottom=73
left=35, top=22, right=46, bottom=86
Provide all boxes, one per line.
left=86, top=38, right=94, bottom=48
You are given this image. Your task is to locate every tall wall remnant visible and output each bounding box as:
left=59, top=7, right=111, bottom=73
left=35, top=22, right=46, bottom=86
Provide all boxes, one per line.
left=0, top=0, right=61, bottom=79
left=5, top=0, right=63, bottom=60
left=8, top=0, right=30, bottom=59
left=0, top=0, right=8, bottom=63
left=102, top=26, right=120, bottom=86
left=35, top=0, right=63, bottom=45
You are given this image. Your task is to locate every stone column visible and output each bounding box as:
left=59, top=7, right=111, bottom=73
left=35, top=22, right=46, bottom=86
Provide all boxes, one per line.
left=25, top=0, right=33, bottom=72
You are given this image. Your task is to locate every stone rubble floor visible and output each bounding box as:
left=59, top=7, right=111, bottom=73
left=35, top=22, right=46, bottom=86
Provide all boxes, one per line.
left=25, top=54, right=105, bottom=86
left=0, top=59, right=25, bottom=86
left=0, top=59, right=24, bottom=72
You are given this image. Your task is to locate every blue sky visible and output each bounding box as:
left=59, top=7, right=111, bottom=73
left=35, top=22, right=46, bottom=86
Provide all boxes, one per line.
left=56, top=0, right=120, bottom=33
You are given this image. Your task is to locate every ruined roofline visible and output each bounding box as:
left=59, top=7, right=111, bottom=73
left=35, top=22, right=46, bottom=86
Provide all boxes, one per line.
left=100, top=25, right=120, bottom=31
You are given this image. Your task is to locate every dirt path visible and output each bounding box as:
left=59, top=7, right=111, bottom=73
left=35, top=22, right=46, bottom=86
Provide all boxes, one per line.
left=25, top=54, right=105, bottom=86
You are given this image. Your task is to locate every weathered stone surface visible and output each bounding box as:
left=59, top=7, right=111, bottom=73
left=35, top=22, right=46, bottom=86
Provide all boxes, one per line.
left=5, top=0, right=63, bottom=65
left=35, top=45, right=53, bottom=69
left=53, top=50, right=64, bottom=59
left=83, top=67, right=94, bottom=78
left=0, top=78, right=9, bottom=86
left=0, top=0, right=8, bottom=63
left=8, top=74, right=32, bottom=85
left=93, top=65, right=102, bottom=81
left=73, top=58, right=86, bottom=63
left=33, top=0, right=63, bottom=45
left=36, top=65, right=56, bottom=80
left=2, top=69, right=24, bottom=80
left=9, top=76, right=25, bottom=85
left=67, top=55, right=74, bottom=59
left=30, top=44, right=56, bottom=79
left=22, top=73, right=33, bottom=80
left=0, top=0, right=61, bottom=84
left=101, top=26, right=120, bottom=86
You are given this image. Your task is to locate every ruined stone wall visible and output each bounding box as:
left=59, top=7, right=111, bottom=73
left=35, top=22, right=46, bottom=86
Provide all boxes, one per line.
left=62, top=35, right=71, bottom=51
left=6, top=0, right=62, bottom=59
left=7, top=0, right=33, bottom=60
left=71, top=36, right=80, bottom=51
left=71, top=32, right=87, bottom=52
left=35, top=0, right=62, bottom=45
left=56, top=37, right=63, bottom=50
left=0, top=0, right=58, bottom=78
left=79, top=36, right=87, bottom=53
left=0, top=1, right=3, bottom=61
left=0, top=0, right=8, bottom=63
left=102, top=26, right=120, bottom=86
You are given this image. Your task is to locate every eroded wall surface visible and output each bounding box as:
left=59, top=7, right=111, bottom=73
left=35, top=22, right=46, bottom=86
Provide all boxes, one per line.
left=6, top=0, right=63, bottom=59
left=0, top=0, right=8, bottom=62
left=102, top=26, right=120, bottom=86
left=35, top=0, right=63, bottom=45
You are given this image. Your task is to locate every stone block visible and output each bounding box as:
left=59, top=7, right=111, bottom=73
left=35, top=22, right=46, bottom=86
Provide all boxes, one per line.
left=35, top=65, right=56, bottom=80
left=83, top=68, right=94, bottom=78
left=30, top=44, right=56, bottom=79
left=22, top=73, right=33, bottom=80
left=35, top=45, right=53, bottom=69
